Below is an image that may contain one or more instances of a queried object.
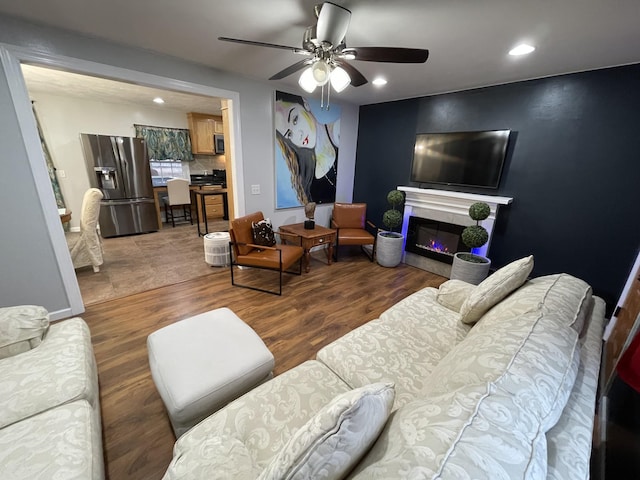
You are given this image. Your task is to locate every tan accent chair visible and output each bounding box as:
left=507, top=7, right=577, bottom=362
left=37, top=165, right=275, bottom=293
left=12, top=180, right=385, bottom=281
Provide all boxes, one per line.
left=229, top=212, right=304, bottom=295
left=69, top=188, right=104, bottom=273
left=331, top=203, right=377, bottom=262
left=164, top=178, right=192, bottom=227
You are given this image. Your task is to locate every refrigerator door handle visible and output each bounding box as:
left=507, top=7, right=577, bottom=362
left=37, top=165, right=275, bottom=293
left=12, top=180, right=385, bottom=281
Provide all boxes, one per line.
left=101, top=198, right=155, bottom=206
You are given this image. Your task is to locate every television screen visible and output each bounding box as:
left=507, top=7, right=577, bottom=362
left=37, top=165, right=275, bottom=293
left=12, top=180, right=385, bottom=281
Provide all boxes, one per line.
left=410, top=130, right=510, bottom=189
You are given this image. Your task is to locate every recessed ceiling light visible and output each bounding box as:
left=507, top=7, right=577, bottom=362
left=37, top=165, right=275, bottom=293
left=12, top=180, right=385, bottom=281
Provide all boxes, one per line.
left=153, top=97, right=165, bottom=104
left=372, top=77, right=387, bottom=86
left=509, top=44, right=535, bottom=56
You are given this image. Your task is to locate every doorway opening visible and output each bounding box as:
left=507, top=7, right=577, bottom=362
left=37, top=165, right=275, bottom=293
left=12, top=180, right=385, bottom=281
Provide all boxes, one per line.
left=21, top=62, right=238, bottom=306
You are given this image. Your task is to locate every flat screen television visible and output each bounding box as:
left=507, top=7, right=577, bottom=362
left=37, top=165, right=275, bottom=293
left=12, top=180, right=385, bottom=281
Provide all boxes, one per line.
left=410, top=130, right=511, bottom=189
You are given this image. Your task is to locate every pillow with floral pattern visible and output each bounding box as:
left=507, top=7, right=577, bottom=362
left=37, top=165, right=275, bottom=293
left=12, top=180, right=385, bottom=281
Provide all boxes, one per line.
left=252, top=219, right=276, bottom=247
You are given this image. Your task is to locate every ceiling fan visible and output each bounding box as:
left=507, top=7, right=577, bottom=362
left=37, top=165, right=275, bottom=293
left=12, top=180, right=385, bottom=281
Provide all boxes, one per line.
left=218, top=2, right=429, bottom=93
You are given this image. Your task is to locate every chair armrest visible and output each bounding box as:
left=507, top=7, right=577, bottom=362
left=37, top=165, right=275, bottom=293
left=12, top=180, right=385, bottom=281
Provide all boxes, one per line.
left=231, top=240, right=277, bottom=251
left=331, top=219, right=340, bottom=229
left=247, top=243, right=277, bottom=251
left=365, top=220, right=378, bottom=233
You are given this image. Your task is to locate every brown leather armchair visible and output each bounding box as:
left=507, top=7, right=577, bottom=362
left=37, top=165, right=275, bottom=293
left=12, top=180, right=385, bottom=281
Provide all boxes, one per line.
left=330, top=203, right=377, bottom=262
left=229, top=211, right=304, bottom=295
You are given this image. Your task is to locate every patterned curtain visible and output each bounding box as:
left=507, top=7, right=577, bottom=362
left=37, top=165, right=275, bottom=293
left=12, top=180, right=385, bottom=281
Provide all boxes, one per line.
left=134, top=125, right=194, bottom=161
left=32, top=102, right=66, bottom=209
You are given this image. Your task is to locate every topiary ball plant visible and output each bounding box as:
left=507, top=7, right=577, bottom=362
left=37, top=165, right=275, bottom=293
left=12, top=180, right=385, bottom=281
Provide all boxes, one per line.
left=382, top=190, right=405, bottom=232
left=459, top=202, right=490, bottom=263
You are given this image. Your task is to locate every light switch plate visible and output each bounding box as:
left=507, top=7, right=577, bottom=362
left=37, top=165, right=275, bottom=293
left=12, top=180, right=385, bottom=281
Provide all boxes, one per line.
left=251, top=184, right=260, bottom=195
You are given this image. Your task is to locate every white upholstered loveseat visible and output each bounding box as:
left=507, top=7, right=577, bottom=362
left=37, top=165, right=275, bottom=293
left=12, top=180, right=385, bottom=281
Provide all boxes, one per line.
left=0, top=306, right=103, bottom=479
left=163, top=256, right=605, bottom=479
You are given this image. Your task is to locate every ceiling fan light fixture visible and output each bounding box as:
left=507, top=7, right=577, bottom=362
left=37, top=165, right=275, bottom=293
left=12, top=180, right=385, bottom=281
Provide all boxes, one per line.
left=298, top=67, right=317, bottom=93
left=330, top=66, right=351, bottom=92
left=311, top=60, right=331, bottom=85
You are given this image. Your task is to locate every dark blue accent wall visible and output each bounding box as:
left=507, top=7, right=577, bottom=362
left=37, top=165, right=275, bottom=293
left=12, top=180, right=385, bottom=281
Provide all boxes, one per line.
left=354, top=64, right=640, bottom=314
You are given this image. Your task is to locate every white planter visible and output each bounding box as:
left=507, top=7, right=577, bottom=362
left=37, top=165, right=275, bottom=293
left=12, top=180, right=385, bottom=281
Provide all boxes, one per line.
left=376, top=231, right=404, bottom=268
left=450, top=252, right=491, bottom=285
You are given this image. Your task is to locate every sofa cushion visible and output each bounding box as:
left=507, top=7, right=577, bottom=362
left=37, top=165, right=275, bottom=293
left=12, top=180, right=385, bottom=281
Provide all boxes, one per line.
left=352, top=279, right=587, bottom=479
left=163, top=434, right=261, bottom=480
left=459, top=255, right=534, bottom=324
left=435, top=279, right=476, bottom=312
left=0, top=305, right=49, bottom=359
left=0, top=400, right=102, bottom=480
left=547, top=296, right=605, bottom=479
left=167, top=360, right=351, bottom=476
left=426, top=309, right=581, bottom=430
left=318, top=287, right=470, bottom=409
left=350, top=384, right=550, bottom=480
left=259, top=383, right=395, bottom=480
left=0, top=317, right=98, bottom=429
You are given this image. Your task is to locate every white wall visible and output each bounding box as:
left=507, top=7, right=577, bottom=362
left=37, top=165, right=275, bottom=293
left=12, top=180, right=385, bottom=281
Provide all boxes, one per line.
left=0, top=14, right=359, bottom=316
left=32, top=91, right=198, bottom=230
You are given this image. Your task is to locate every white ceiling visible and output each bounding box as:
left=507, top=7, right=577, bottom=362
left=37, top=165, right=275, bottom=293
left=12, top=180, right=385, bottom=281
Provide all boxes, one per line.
left=3, top=0, right=640, bottom=106
left=21, top=64, right=223, bottom=115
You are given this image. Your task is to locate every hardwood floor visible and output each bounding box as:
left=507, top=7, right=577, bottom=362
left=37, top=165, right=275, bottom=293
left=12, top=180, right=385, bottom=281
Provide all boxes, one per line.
left=80, top=249, right=446, bottom=479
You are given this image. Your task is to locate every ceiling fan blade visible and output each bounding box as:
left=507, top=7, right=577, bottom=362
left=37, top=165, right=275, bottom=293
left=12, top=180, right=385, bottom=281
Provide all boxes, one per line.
left=334, top=60, right=367, bottom=87
left=218, top=37, right=309, bottom=55
left=269, top=59, right=313, bottom=80
left=316, top=2, right=351, bottom=47
left=346, top=47, right=429, bottom=63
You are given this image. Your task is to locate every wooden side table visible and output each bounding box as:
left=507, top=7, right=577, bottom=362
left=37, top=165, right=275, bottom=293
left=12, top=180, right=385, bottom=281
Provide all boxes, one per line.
left=279, top=223, right=336, bottom=273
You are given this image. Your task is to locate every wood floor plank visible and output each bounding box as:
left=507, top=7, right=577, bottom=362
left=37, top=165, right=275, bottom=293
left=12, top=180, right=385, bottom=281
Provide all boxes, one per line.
left=80, top=250, right=446, bottom=479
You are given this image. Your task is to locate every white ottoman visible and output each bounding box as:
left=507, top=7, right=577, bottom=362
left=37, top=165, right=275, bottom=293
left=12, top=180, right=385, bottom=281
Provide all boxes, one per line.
left=147, top=307, right=274, bottom=437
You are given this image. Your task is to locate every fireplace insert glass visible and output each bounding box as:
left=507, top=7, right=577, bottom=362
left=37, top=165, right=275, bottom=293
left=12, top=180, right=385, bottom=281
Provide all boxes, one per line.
left=405, top=216, right=468, bottom=264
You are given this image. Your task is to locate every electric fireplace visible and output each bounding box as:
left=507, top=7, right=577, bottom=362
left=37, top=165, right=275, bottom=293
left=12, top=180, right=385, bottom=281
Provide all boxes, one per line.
left=405, top=216, right=469, bottom=264
left=397, top=187, right=513, bottom=277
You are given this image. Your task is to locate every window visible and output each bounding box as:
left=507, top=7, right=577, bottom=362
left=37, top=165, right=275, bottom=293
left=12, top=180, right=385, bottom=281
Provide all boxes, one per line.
left=149, top=160, right=189, bottom=183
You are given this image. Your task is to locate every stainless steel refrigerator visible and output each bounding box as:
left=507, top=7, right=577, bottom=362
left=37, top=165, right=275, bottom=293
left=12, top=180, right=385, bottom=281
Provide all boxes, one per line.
left=80, top=133, right=158, bottom=238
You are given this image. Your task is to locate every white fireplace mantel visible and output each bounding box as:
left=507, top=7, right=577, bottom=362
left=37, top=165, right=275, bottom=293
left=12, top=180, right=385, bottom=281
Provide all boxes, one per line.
left=398, top=187, right=513, bottom=265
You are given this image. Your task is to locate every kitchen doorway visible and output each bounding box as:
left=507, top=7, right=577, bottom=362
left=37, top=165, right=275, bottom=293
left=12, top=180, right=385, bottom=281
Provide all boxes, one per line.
left=19, top=61, right=241, bottom=308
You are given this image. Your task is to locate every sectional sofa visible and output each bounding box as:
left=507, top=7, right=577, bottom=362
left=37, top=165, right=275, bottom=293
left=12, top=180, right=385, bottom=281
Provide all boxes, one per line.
left=0, top=306, right=103, bottom=479
left=163, top=255, right=605, bottom=479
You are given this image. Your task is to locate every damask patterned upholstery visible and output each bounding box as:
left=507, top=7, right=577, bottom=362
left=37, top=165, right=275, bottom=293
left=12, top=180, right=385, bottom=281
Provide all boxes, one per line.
left=0, top=317, right=99, bottom=429
left=163, top=267, right=605, bottom=479
left=0, top=315, right=103, bottom=479
left=164, top=361, right=352, bottom=479
left=0, top=305, right=49, bottom=359
left=258, top=383, right=395, bottom=480
left=318, top=287, right=471, bottom=409
left=0, top=400, right=103, bottom=480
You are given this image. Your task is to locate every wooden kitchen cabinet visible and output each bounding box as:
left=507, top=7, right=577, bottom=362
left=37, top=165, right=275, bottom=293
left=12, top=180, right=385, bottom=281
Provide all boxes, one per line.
left=187, top=112, right=223, bottom=155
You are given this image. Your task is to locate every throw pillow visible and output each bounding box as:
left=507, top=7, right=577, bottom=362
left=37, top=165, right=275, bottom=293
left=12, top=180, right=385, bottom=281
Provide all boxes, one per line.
left=436, top=279, right=477, bottom=313
left=252, top=219, right=276, bottom=247
left=258, top=382, right=395, bottom=480
left=0, top=305, right=50, bottom=359
left=459, top=255, right=534, bottom=325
